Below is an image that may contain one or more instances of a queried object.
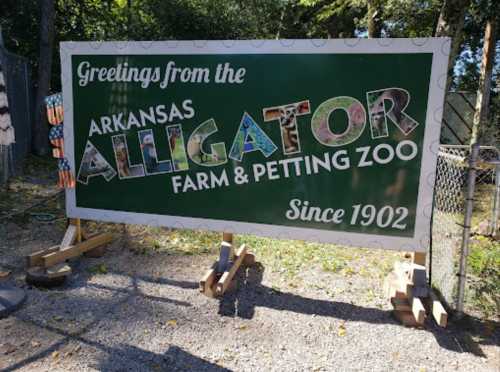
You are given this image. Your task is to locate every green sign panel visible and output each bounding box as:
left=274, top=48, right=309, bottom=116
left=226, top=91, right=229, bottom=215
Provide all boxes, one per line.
left=61, top=39, right=450, bottom=251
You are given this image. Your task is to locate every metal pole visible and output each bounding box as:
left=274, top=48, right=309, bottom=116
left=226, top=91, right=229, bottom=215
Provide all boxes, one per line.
left=491, top=160, right=500, bottom=237
left=455, top=10, right=497, bottom=317
left=456, top=143, right=479, bottom=315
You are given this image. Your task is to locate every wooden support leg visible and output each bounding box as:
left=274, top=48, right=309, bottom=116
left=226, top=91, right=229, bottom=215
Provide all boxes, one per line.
left=26, top=246, right=60, bottom=268
left=60, top=224, right=77, bottom=249
left=412, top=252, right=426, bottom=266
left=216, top=244, right=247, bottom=296
left=70, top=218, right=82, bottom=243
left=199, top=233, right=256, bottom=298
left=25, top=220, right=112, bottom=287
left=429, top=290, right=448, bottom=327
left=41, top=232, right=113, bottom=268
left=222, top=232, right=233, bottom=246
left=199, top=264, right=217, bottom=298
left=387, top=251, right=448, bottom=328
left=216, top=232, right=235, bottom=273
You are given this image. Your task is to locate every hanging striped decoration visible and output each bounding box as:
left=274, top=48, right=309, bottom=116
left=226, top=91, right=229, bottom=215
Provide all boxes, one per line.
left=45, top=93, right=75, bottom=188
left=57, top=158, right=75, bottom=188
left=0, top=61, right=15, bottom=183
left=45, top=93, right=64, bottom=125
left=49, top=124, right=64, bottom=148
left=0, top=63, right=15, bottom=146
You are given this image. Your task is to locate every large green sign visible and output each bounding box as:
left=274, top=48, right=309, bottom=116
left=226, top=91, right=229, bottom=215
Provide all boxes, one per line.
left=61, top=39, right=449, bottom=251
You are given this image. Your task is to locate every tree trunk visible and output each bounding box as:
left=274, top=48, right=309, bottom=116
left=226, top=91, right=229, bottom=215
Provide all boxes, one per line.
left=33, top=0, right=55, bottom=156
left=367, top=0, right=382, bottom=38
left=470, top=15, right=496, bottom=145
left=434, top=0, right=471, bottom=93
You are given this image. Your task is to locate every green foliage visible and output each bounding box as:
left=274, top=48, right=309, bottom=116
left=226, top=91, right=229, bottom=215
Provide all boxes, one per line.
left=1, top=0, right=498, bottom=100
left=290, top=0, right=364, bottom=37
left=382, top=0, right=442, bottom=37
left=1, top=0, right=288, bottom=89
left=468, top=236, right=500, bottom=317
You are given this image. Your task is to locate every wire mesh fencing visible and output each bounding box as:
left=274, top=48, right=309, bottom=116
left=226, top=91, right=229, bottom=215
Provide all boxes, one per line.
left=431, top=144, right=500, bottom=312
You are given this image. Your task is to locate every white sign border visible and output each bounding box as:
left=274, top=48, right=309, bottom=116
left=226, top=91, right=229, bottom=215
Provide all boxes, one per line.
left=60, top=38, right=450, bottom=252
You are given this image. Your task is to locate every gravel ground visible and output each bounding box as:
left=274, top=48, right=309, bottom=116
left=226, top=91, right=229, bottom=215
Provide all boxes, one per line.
left=0, top=218, right=499, bottom=372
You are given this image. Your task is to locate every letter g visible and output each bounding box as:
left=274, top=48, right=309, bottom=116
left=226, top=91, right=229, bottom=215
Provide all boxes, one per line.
left=77, top=61, right=91, bottom=87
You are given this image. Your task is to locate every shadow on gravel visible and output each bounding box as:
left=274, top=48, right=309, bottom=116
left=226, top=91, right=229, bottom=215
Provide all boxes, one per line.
left=2, top=269, right=198, bottom=371
left=96, top=344, right=232, bottom=372
left=3, top=261, right=497, bottom=371
left=218, top=263, right=499, bottom=357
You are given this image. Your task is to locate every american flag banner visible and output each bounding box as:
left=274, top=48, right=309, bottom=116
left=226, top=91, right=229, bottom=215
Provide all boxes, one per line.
left=52, top=147, right=64, bottom=158
left=45, top=93, right=74, bottom=188
left=49, top=124, right=64, bottom=148
left=44, top=93, right=64, bottom=125
left=57, top=158, right=75, bottom=189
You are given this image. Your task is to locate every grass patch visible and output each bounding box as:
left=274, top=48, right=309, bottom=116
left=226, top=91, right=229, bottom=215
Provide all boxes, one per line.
left=467, top=235, right=500, bottom=318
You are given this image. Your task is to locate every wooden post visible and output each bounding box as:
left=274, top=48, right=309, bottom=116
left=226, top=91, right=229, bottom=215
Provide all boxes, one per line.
left=74, top=218, right=82, bottom=243
left=222, top=232, right=234, bottom=260
left=222, top=232, right=233, bottom=244
left=412, top=252, right=426, bottom=266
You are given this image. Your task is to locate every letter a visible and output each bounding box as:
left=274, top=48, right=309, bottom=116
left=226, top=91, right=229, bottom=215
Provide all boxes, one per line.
left=77, top=140, right=117, bottom=185
left=229, top=112, right=277, bottom=161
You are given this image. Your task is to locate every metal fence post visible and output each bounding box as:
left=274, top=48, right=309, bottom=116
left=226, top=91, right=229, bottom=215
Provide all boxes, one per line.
left=491, top=161, right=500, bottom=237
left=456, top=143, right=480, bottom=316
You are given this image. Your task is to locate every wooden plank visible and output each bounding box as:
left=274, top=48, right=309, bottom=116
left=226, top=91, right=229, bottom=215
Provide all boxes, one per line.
left=199, top=266, right=217, bottom=298
left=391, top=297, right=411, bottom=311
left=215, top=244, right=247, bottom=296
left=411, top=297, right=426, bottom=325
left=409, top=264, right=427, bottom=287
left=384, top=272, right=406, bottom=299
left=412, top=285, right=429, bottom=298
left=394, top=261, right=411, bottom=280
left=412, top=252, right=426, bottom=266
left=430, top=290, right=448, bottom=327
left=394, top=261, right=427, bottom=287
left=70, top=218, right=82, bottom=243
left=60, top=225, right=77, bottom=249
left=392, top=310, right=420, bottom=327
left=397, top=275, right=412, bottom=298
left=25, top=245, right=60, bottom=268
left=385, top=271, right=412, bottom=299
left=217, top=242, right=234, bottom=273
left=46, top=263, right=72, bottom=278
left=41, top=233, right=113, bottom=268
left=222, top=233, right=235, bottom=262
left=222, top=232, right=233, bottom=245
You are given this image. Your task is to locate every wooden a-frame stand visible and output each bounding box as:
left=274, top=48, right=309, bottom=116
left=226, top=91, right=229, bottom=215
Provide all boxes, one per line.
left=25, top=218, right=113, bottom=285
left=385, top=252, right=448, bottom=328
left=199, top=232, right=255, bottom=297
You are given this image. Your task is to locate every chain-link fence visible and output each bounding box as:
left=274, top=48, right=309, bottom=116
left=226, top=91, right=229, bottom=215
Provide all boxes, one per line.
left=431, top=144, right=499, bottom=312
